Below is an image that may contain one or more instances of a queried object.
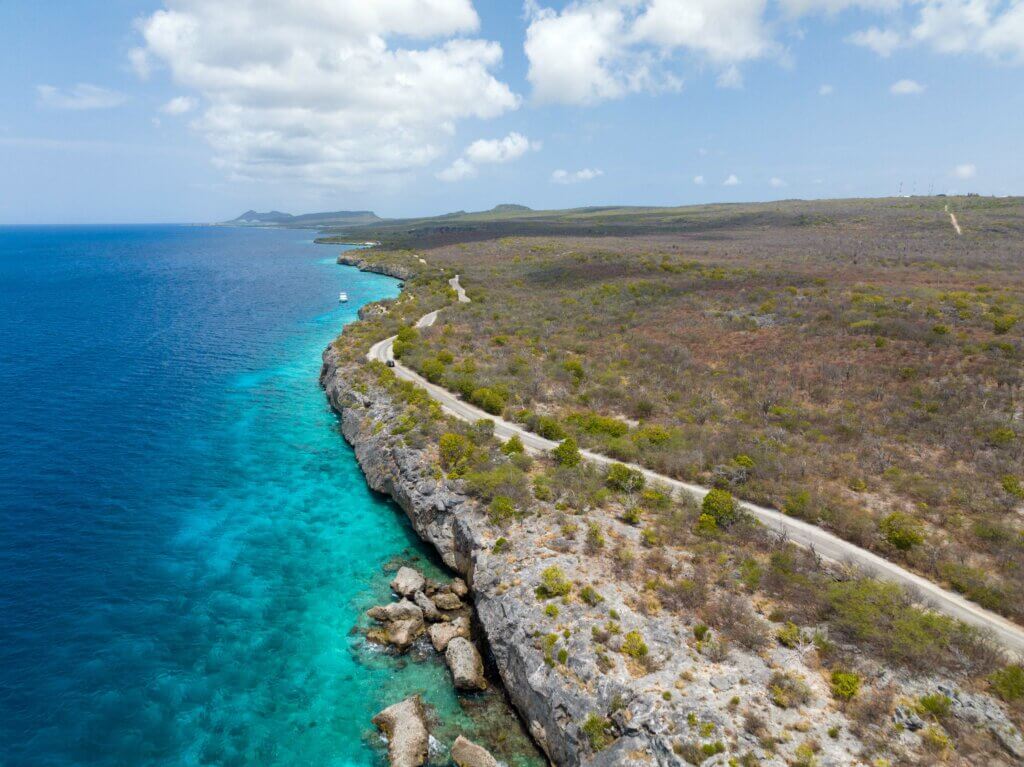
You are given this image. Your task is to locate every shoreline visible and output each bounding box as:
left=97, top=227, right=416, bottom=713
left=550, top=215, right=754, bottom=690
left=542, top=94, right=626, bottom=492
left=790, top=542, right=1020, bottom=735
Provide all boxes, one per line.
left=323, top=258, right=552, bottom=765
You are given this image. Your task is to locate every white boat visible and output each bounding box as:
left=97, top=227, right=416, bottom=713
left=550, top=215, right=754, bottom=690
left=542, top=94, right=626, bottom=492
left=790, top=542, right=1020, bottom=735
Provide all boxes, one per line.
left=338, top=292, right=348, bottom=303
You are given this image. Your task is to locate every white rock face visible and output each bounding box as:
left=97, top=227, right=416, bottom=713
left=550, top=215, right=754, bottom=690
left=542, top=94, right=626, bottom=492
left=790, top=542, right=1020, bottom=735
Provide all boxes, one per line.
left=391, top=567, right=426, bottom=598
left=451, top=735, right=499, bottom=767
left=445, top=636, right=487, bottom=691
left=371, top=695, right=428, bottom=767
left=429, top=616, right=471, bottom=652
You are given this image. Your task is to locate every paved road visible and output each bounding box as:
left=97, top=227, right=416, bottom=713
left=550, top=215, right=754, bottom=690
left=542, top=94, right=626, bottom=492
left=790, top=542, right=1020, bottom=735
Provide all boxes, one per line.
left=366, top=282, right=1024, bottom=655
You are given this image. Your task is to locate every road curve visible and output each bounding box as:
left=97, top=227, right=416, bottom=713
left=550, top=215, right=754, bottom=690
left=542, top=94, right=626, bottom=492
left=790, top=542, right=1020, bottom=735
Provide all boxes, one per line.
left=365, top=281, right=1024, bottom=656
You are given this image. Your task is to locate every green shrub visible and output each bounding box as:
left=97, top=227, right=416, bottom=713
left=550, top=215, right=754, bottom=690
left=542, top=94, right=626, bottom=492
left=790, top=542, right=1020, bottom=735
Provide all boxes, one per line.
left=640, top=489, right=671, bottom=509
left=493, top=537, right=509, bottom=553
left=702, top=488, right=739, bottom=527
left=465, top=463, right=528, bottom=503
left=501, top=434, right=525, bottom=455
left=733, top=454, right=756, bottom=469
left=621, top=630, right=649, bottom=660
left=562, top=358, right=585, bottom=384
left=776, top=622, right=801, bottom=648
left=536, top=566, right=572, bottom=599
left=552, top=437, right=582, bottom=468
left=917, top=693, right=951, bottom=720
left=421, top=357, right=446, bottom=383
left=586, top=522, right=605, bottom=552
left=470, top=387, right=506, bottom=415
left=693, top=623, right=710, bottom=641
left=622, top=505, right=643, bottom=526
left=544, top=603, right=559, bottom=618
left=879, top=512, right=924, bottom=551
left=581, top=714, right=615, bottom=751
left=694, top=513, right=719, bottom=537
left=567, top=410, right=627, bottom=437
left=606, top=463, right=645, bottom=493
left=769, top=672, right=812, bottom=709
left=783, top=490, right=811, bottom=518
left=1002, top=475, right=1024, bottom=499
left=993, top=314, right=1018, bottom=334
left=830, top=669, right=861, bottom=701
left=439, top=432, right=474, bottom=472
left=988, top=426, right=1016, bottom=447
left=488, top=496, right=516, bottom=527
left=580, top=585, right=604, bottom=606
left=534, top=415, right=567, bottom=441
left=990, top=665, right=1024, bottom=702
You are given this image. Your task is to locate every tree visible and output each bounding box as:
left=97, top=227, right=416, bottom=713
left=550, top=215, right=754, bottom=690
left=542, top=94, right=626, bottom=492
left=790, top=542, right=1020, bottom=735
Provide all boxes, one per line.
left=501, top=434, right=525, bottom=455
left=552, top=437, right=582, bottom=468
left=702, top=488, right=739, bottom=527
left=606, top=463, right=645, bottom=493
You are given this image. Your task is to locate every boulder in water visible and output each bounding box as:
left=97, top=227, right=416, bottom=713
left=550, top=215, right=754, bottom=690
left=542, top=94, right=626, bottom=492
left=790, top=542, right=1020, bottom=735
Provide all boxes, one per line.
left=451, top=735, right=499, bottom=767
left=429, top=616, right=471, bottom=652
left=446, top=636, right=487, bottom=691
left=391, top=567, right=426, bottom=598
left=372, top=695, right=429, bottom=767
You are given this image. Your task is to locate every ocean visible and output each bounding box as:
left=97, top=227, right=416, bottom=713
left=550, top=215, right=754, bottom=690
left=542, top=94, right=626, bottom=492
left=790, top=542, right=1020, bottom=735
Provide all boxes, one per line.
left=0, top=226, right=540, bottom=767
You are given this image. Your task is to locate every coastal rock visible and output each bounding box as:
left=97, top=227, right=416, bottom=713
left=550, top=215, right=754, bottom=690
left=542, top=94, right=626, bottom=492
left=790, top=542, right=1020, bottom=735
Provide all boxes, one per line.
left=391, top=567, right=426, bottom=598
left=446, top=637, right=487, bottom=691
left=429, top=616, right=471, bottom=652
left=450, top=578, right=469, bottom=597
left=413, top=591, right=442, bottom=622
left=433, top=591, right=464, bottom=611
left=451, top=735, right=499, bottom=767
left=367, top=599, right=425, bottom=651
left=372, top=695, right=429, bottom=767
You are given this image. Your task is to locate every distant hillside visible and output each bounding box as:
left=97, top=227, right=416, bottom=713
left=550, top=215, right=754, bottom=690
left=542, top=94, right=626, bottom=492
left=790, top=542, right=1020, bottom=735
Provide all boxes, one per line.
left=226, top=209, right=382, bottom=227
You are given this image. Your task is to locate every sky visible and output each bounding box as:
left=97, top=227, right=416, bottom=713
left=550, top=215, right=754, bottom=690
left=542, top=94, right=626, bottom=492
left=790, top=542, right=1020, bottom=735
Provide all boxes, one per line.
left=0, top=0, right=1021, bottom=224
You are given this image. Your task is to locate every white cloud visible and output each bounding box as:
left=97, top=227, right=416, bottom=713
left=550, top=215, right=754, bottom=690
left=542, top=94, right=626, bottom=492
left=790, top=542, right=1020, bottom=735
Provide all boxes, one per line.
left=551, top=168, right=604, bottom=184
left=465, top=132, right=540, bottom=164
left=847, top=26, right=902, bottom=56
left=524, top=0, right=769, bottom=105
left=890, top=78, right=925, bottom=94
left=818, top=83, right=834, bottom=95
left=717, top=65, right=744, bottom=89
left=36, top=84, right=127, bottom=110
left=437, top=157, right=477, bottom=182
left=693, top=174, right=705, bottom=184
left=770, top=176, right=787, bottom=187
left=438, top=131, right=540, bottom=182
left=135, top=0, right=519, bottom=186
left=912, top=0, right=1024, bottom=61
left=724, top=173, right=741, bottom=186
left=953, top=163, right=976, bottom=179
left=160, top=96, right=196, bottom=115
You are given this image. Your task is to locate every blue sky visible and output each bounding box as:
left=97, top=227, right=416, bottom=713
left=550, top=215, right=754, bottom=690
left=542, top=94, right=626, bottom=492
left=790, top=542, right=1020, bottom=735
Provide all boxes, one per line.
left=1, top=0, right=1021, bottom=224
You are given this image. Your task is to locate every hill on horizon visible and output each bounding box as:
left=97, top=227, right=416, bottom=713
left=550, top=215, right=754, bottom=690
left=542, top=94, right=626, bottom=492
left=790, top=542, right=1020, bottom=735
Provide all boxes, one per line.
left=226, top=209, right=382, bottom=227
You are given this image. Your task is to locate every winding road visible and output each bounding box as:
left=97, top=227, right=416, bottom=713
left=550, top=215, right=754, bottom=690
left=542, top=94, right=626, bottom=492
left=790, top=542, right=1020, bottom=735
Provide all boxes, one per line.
left=367, top=275, right=1024, bottom=655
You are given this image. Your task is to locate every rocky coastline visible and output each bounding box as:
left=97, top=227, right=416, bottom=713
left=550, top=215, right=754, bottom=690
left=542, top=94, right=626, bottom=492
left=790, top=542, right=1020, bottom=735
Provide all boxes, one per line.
left=321, top=262, right=1024, bottom=767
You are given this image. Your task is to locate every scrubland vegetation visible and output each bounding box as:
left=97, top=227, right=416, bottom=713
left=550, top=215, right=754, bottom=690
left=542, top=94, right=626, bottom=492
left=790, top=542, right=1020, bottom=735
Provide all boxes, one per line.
left=347, top=196, right=1024, bottom=624
left=331, top=197, right=1024, bottom=762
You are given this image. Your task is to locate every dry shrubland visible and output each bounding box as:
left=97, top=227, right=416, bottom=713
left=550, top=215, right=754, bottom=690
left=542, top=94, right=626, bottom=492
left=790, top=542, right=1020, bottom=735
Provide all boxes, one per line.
left=350, top=196, right=1024, bottom=623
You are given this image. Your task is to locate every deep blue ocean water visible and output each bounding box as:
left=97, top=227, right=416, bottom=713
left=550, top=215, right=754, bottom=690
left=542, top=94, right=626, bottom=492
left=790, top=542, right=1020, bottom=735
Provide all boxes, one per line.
left=0, top=226, right=540, bottom=767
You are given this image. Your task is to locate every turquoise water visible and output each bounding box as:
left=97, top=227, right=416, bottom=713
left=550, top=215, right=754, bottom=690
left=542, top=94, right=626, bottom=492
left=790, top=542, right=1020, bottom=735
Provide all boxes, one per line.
left=0, top=226, right=540, bottom=766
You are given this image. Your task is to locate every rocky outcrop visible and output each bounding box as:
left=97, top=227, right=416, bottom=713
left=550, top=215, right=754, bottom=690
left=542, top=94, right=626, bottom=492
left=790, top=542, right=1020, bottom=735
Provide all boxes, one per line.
left=451, top=735, right=500, bottom=767
left=446, top=636, right=487, bottom=692
left=337, top=253, right=413, bottom=281
left=366, top=599, right=425, bottom=652
left=391, top=566, right=426, bottom=598
left=372, top=696, right=429, bottom=767
left=429, top=616, right=470, bottom=652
